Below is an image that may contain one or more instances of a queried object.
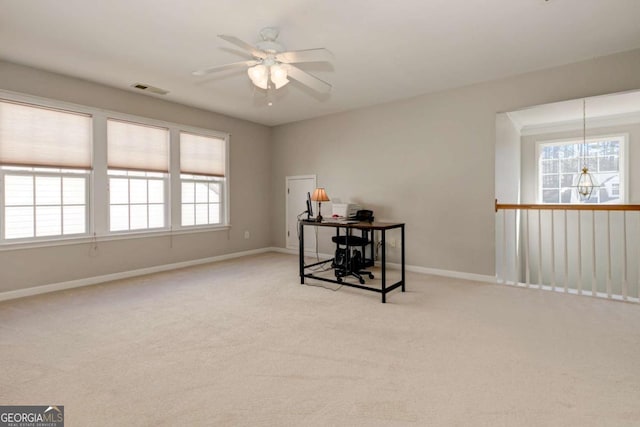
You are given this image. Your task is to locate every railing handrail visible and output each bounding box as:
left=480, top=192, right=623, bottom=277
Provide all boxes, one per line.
left=495, top=200, right=640, bottom=212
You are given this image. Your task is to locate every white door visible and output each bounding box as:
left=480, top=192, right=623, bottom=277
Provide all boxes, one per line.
left=286, top=175, right=316, bottom=250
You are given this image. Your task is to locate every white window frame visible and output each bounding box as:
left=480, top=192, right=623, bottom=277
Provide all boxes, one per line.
left=175, top=125, right=230, bottom=230
left=0, top=89, right=231, bottom=250
left=535, top=133, right=628, bottom=204
left=180, top=175, right=225, bottom=227
left=107, top=170, right=169, bottom=233
left=0, top=167, right=91, bottom=243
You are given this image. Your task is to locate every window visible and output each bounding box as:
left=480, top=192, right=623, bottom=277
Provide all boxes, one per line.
left=108, top=170, right=166, bottom=231
left=0, top=92, right=230, bottom=246
left=538, top=135, right=625, bottom=204
left=611, top=183, right=620, bottom=197
left=2, top=168, right=88, bottom=239
left=181, top=175, right=223, bottom=226
left=0, top=100, right=91, bottom=241
left=180, top=132, right=226, bottom=226
left=107, top=119, right=169, bottom=232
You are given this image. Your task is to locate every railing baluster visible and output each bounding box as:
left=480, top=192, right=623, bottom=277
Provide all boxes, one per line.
left=514, top=210, right=519, bottom=286
left=577, top=211, right=583, bottom=295
left=622, top=211, right=628, bottom=301
left=606, top=210, right=612, bottom=299
left=563, top=210, right=568, bottom=293
left=502, top=209, right=507, bottom=285
left=538, top=209, right=543, bottom=289
left=525, top=210, right=530, bottom=288
left=551, top=210, right=556, bottom=290
left=592, top=211, right=597, bottom=297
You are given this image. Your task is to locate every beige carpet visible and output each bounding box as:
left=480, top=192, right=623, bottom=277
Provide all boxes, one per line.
left=1, top=252, right=639, bottom=426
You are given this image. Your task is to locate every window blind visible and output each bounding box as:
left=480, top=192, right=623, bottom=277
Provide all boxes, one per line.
left=180, top=132, right=226, bottom=177
left=0, top=100, right=92, bottom=169
left=107, top=119, right=169, bottom=172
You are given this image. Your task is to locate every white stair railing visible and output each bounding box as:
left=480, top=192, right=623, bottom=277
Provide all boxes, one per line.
left=495, top=201, right=640, bottom=303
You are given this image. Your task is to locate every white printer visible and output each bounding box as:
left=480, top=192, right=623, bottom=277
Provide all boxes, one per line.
left=332, top=203, right=362, bottom=218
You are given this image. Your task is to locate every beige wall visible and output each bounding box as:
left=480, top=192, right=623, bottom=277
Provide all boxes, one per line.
left=2, top=47, right=640, bottom=290
left=0, top=60, right=272, bottom=292
left=271, top=48, right=640, bottom=276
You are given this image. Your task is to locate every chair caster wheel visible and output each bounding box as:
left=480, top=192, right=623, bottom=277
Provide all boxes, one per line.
left=369, top=273, right=375, bottom=279
left=337, top=277, right=343, bottom=283
left=359, top=278, right=365, bottom=284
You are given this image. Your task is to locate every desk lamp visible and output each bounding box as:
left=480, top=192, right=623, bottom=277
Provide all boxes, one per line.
left=311, top=187, right=330, bottom=222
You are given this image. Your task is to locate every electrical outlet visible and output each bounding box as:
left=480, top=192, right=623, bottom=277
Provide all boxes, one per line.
left=244, top=230, right=250, bottom=239
left=389, top=239, right=396, bottom=248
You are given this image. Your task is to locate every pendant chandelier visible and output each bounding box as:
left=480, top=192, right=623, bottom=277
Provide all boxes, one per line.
left=575, top=99, right=598, bottom=201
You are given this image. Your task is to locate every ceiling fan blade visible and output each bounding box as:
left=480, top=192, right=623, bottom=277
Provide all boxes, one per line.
left=192, top=60, right=259, bottom=76
left=218, top=35, right=267, bottom=59
left=276, top=48, right=333, bottom=64
left=286, top=65, right=332, bottom=94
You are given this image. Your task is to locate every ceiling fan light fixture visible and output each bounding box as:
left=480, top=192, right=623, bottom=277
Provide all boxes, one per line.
left=247, top=64, right=268, bottom=85
left=254, top=77, right=269, bottom=90
left=270, top=64, right=289, bottom=89
left=272, top=76, right=289, bottom=89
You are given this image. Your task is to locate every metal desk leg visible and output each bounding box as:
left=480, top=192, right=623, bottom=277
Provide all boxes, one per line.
left=299, top=221, right=304, bottom=284
left=401, top=224, right=405, bottom=292
left=381, top=229, right=386, bottom=303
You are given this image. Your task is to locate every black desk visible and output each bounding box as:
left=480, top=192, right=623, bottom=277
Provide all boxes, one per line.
left=299, top=220, right=405, bottom=303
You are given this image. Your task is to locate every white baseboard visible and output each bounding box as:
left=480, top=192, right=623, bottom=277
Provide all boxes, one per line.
left=399, top=264, right=496, bottom=284
left=271, top=247, right=495, bottom=284
left=273, top=247, right=333, bottom=259
left=497, top=279, right=640, bottom=304
left=0, top=247, right=272, bottom=302
left=0, top=247, right=496, bottom=303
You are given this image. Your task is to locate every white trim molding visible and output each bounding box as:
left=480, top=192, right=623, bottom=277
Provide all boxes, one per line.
left=1, top=247, right=495, bottom=302
left=0, top=247, right=271, bottom=302
left=271, top=247, right=495, bottom=283
left=398, top=263, right=495, bottom=283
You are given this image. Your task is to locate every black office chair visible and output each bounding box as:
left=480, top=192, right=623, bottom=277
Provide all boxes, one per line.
left=331, top=231, right=375, bottom=284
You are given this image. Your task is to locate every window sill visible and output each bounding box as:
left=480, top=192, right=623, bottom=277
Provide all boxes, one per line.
left=0, top=225, right=231, bottom=252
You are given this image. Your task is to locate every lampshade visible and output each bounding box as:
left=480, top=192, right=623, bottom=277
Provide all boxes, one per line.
left=270, top=64, right=289, bottom=89
left=247, top=64, right=269, bottom=89
left=311, top=187, right=330, bottom=202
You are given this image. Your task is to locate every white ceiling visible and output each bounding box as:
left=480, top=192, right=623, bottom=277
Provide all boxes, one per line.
left=2, top=0, right=640, bottom=126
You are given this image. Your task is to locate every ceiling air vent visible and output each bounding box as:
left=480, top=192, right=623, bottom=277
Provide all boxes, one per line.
left=131, top=83, right=169, bottom=95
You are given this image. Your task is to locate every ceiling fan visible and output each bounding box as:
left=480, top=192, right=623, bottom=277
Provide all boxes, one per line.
left=192, top=27, right=333, bottom=95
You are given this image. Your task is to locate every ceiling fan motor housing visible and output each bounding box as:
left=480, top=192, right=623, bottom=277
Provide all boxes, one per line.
left=259, top=27, right=279, bottom=41
left=256, top=40, right=284, bottom=54
left=257, top=27, right=284, bottom=53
